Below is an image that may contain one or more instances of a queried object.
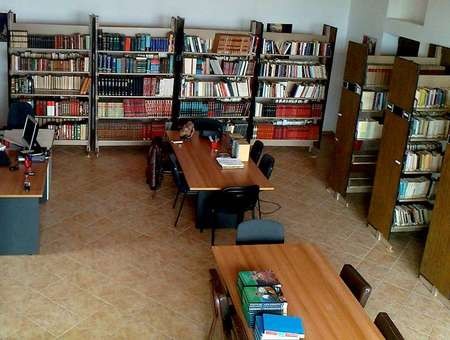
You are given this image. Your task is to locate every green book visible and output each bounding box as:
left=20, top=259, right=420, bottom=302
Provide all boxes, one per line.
left=237, top=271, right=282, bottom=298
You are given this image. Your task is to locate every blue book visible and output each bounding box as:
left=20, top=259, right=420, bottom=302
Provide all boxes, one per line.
left=263, top=314, right=304, bottom=336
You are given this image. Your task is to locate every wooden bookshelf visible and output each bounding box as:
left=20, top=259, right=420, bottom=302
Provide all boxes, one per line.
left=328, top=41, right=448, bottom=199
left=368, top=57, right=450, bottom=240
left=176, top=22, right=261, bottom=139
left=92, top=16, right=177, bottom=150
left=7, top=19, right=92, bottom=150
left=252, top=24, right=337, bottom=149
left=420, top=149, right=450, bottom=298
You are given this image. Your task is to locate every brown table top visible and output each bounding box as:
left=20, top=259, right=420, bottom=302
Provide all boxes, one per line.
left=212, top=244, right=383, bottom=340
left=0, top=152, right=47, bottom=198
left=166, top=131, right=274, bottom=191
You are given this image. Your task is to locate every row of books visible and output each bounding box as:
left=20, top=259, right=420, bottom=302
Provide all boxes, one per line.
left=415, top=87, right=449, bottom=108
left=365, top=66, right=392, bottom=87
left=262, top=40, right=331, bottom=57
left=255, top=123, right=319, bottom=140
left=181, top=80, right=250, bottom=97
left=98, top=77, right=173, bottom=97
left=179, top=101, right=250, bottom=117
left=254, top=103, right=323, bottom=118
left=35, top=99, right=89, bottom=116
left=393, top=204, right=431, bottom=227
left=259, top=63, right=327, bottom=79
left=257, top=82, right=326, bottom=100
left=10, top=52, right=90, bottom=72
left=10, top=31, right=91, bottom=49
left=183, top=57, right=253, bottom=76
left=237, top=271, right=286, bottom=329
left=361, top=91, right=387, bottom=111
left=398, top=177, right=431, bottom=200
left=97, top=121, right=165, bottom=140
left=356, top=119, right=383, bottom=139
left=97, top=32, right=174, bottom=52
left=97, top=54, right=173, bottom=74
left=46, top=123, right=88, bottom=140
left=255, top=314, right=304, bottom=340
left=11, top=76, right=91, bottom=94
left=98, top=99, right=172, bottom=118
left=184, top=34, right=257, bottom=54
left=410, top=116, right=450, bottom=139
left=404, top=150, right=443, bottom=172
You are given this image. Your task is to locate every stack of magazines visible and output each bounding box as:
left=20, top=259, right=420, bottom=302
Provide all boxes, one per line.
left=255, top=314, right=305, bottom=339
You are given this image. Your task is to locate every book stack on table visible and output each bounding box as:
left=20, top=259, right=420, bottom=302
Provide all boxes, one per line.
left=237, top=270, right=287, bottom=328
left=255, top=314, right=305, bottom=339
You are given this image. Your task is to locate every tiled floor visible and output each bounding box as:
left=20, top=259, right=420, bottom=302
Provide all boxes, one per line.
left=0, top=139, right=449, bottom=339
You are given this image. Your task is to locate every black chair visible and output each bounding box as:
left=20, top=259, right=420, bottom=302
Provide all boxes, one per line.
left=168, top=153, right=196, bottom=226
left=258, top=154, right=275, bottom=179
left=236, top=219, right=284, bottom=245
left=257, top=154, right=275, bottom=217
left=339, top=264, right=372, bottom=307
left=7, top=102, right=34, bottom=129
left=194, top=118, right=223, bottom=140
left=209, top=185, right=260, bottom=245
left=250, top=140, right=264, bottom=164
left=374, top=312, right=405, bottom=340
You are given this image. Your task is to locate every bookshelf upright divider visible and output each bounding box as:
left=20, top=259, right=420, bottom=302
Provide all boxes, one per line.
left=8, top=16, right=93, bottom=150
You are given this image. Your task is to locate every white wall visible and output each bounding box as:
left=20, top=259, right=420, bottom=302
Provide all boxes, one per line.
left=0, top=0, right=352, bottom=131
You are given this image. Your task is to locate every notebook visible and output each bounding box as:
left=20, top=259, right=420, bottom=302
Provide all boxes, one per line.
left=216, top=157, right=244, bottom=169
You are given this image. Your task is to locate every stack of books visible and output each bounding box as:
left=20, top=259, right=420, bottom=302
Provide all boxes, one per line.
left=237, top=270, right=287, bottom=328
left=255, top=314, right=305, bottom=339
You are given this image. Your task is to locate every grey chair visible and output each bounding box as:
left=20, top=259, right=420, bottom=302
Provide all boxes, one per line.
left=374, top=312, right=404, bottom=340
left=340, top=264, right=372, bottom=307
left=236, top=219, right=284, bottom=245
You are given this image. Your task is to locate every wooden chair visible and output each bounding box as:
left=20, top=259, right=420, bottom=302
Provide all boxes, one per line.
left=374, top=312, right=405, bottom=340
left=208, top=269, right=231, bottom=340
left=340, top=264, right=372, bottom=307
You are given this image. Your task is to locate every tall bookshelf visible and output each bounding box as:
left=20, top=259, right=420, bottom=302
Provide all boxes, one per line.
left=92, top=16, right=177, bottom=150
left=368, top=57, right=450, bottom=240
left=420, top=149, right=450, bottom=298
left=328, top=42, right=447, bottom=198
left=175, top=22, right=262, bottom=138
left=8, top=18, right=93, bottom=150
left=252, top=24, right=337, bottom=148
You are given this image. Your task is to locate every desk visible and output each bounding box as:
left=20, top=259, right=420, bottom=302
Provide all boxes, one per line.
left=212, top=244, right=383, bottom=340
left=0, top=161, right=47, bottom=254
left=166, top=131, right=274, bottom=229
left=166, top=131, right=274, bottom=191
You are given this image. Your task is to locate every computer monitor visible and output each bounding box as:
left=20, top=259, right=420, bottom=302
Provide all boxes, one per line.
left=21, top=115, right=39, bottom=151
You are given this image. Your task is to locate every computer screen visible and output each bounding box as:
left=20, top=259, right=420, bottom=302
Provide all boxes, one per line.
left=22, top=115, right=39, bottom=151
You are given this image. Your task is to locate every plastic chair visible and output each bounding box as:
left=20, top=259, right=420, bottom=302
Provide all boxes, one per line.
left=236, top=219, right=284, bottom=245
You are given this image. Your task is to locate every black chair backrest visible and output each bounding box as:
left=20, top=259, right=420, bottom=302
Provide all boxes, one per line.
left=340, top=264, right=372, bottom=307
left=213, top=185, right=260, bottom=213
left=168, top=153, right=185, bottom=190
left=258, top=154, right=275, bottom=179
left=250, top=140, right=264, bottom=164
left=7, top=102, right=34, bottom=129
left=236, top=219, right=284, bottom=245
left=195, top=118, right=223, bottom=139
left=374, top=312, right=404, bottom=340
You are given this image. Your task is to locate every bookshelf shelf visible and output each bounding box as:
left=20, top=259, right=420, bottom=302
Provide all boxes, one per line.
left=53, top=140, right=89, bottom=146
left=9, top=47, right=90, bottom=54
left=362, top=85, right=389, bottom=91
left=97, top=50, right=173, bottom=55
left=97, top=95, right=172, bottom=99
left=255, top=97, right=324, bottom=102
left=97, top=116, right=170, bottom=120
left=409, top=136, right=447, bottom=142
left=182, top=52, right=255, bottom=58
left=179, top=116, right=248, bottom=120
left=10, top=71, right=90, bottom=76
left=391, top=224, right=428, bottom=233
left=403, top=170, right=440, bottom=175
left=97, top=72, right=173, bottom=77
left=261, top=53, right=331, bottom=59
left=179, top=96, right=251, bottom=100
left=97, top=140, right=152, bottom=146
left=258, top=76, right=327, bottom=82
left=254, top=116, right=321, bottom=120
left=181, top=74, right=252, bottom=80
left=414, top=107, right=449, bottom=112
left=252, top=139, right=318, bottom=147
left=11, top=93, right=90, bottom=98
left=397, top=197, right=431, bottom=203
left=36, top=115, right=88, bottom=119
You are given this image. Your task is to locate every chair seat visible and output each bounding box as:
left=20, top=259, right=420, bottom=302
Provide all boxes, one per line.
left=236, top=219, right=284, bottom=245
